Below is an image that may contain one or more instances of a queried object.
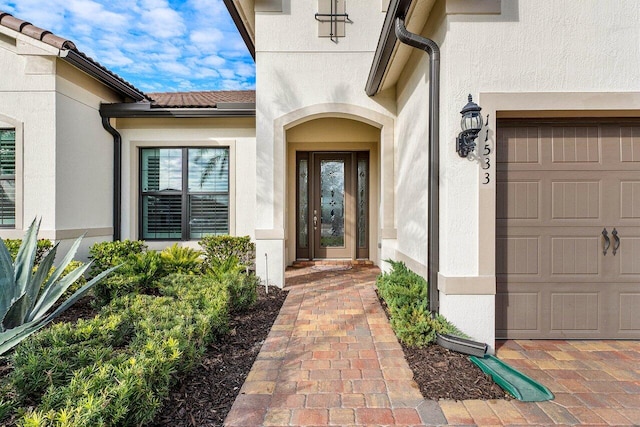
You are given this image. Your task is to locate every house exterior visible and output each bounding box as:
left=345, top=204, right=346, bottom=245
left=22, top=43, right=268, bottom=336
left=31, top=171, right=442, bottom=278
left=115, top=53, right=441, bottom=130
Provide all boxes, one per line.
left=2, top=0, right=640, bottom=350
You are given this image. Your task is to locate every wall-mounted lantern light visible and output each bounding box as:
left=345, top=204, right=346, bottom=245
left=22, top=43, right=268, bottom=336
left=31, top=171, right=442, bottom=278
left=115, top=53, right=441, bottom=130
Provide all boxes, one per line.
left=456, top=94, right=483, bottom=157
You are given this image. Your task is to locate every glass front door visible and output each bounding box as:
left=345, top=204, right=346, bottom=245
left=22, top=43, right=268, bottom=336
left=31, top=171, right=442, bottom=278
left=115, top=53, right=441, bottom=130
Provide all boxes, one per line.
left=296, top=152, right=369, bottom=260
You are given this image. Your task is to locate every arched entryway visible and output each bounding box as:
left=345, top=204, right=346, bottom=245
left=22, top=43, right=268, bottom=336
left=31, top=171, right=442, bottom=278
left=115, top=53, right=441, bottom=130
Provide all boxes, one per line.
left=286, top=118, right=380, bottom=262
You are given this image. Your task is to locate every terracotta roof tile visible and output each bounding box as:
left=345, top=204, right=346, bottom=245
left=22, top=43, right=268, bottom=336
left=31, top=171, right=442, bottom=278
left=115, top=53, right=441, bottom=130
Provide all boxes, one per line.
left=148, top=90, right=256, bottom=108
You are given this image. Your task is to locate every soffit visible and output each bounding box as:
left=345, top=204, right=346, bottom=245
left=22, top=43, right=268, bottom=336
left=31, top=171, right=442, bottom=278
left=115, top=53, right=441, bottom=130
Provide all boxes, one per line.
left=227, top=0, right=255, bottom=49
left=378, top=0, right=436, bottom=92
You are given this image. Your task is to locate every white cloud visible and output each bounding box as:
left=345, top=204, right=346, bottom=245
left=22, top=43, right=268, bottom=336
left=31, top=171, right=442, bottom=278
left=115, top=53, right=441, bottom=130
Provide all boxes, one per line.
left=0, top=0, right=255, bottom=92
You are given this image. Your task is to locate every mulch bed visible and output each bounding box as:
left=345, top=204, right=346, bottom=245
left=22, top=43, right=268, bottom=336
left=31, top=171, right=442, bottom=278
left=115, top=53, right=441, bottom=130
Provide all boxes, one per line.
left=151, top=285, right=288, bottom=427
left=402, top=343, right=507, bottom=400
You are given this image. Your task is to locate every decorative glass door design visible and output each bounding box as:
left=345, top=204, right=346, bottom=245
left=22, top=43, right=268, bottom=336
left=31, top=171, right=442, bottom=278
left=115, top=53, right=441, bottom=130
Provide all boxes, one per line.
left=296, top=152, right=369, bottom=260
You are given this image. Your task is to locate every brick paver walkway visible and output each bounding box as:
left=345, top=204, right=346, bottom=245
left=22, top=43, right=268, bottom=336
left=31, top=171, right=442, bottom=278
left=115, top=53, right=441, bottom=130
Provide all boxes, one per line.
left=225, top=265, right=640, bottom=426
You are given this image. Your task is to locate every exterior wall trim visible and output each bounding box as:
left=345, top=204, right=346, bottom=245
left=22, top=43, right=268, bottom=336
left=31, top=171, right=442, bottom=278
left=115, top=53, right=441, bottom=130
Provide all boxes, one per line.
left=395, top=249, right=427, bottom=277
left=128, top=139, right=238, bottom=240
left=438, top=273, right=495, bottom=295
left=271, top=103, right=396, bottom=241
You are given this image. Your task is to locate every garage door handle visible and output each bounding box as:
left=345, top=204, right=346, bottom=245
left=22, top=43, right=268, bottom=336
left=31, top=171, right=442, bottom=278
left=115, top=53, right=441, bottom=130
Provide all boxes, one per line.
left=602, top=228, right=610, bottom=256
left=612, top=228, right=620, bottom=256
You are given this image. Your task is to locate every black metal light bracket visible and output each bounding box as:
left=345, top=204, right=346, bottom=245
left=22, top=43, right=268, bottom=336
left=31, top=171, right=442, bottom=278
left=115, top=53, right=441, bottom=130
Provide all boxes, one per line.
left=456, top=128, right=481, bottom=157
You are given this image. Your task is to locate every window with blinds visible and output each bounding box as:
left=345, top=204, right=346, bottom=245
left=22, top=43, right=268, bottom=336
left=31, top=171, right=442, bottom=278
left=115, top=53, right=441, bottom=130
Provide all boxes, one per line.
left=0, top=129, right=15, bottom=227
left=140, top=147, right=229, bottom=240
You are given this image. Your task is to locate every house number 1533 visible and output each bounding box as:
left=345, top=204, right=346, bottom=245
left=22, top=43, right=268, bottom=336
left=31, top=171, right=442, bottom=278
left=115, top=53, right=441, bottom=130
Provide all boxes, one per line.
left=481, top=124, right=491, bottom=185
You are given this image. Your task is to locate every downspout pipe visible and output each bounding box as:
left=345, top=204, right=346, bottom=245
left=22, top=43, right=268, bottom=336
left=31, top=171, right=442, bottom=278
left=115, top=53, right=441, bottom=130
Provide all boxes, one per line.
left=100, top=115, right=121, bottom=241
left=394, top=17, right=440, bottom=313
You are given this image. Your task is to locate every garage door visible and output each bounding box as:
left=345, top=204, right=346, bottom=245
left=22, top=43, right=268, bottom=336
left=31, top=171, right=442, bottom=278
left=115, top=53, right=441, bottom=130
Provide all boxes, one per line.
left=496, top=120, right=640, bottom=339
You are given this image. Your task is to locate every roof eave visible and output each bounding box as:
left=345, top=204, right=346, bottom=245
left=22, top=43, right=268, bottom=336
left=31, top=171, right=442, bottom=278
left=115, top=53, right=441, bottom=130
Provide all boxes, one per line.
left=365, top=0, right=414, bottom=96
left=366, top=0, right=437, bottom=97
left=223, top=0, right=255, bottom=61
left=61, top=50, right=148, bottom=102
left=100, top=102, right=256, bottom=118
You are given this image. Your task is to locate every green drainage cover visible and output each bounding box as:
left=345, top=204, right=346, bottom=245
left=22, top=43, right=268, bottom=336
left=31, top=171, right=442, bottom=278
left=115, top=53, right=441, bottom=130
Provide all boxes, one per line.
left=470, top=355, right=554, bottom=402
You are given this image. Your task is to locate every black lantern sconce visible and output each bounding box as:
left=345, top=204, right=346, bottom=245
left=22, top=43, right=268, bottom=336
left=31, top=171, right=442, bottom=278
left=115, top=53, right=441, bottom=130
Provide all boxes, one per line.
left=456, top=94, right=483, bottom=157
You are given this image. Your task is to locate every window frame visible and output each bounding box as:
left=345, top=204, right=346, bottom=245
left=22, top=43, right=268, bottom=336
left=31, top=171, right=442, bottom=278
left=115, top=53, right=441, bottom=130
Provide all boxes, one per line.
left=139, top=146, right=230, bottom=241
left=0, top=128, right=16, bottom=228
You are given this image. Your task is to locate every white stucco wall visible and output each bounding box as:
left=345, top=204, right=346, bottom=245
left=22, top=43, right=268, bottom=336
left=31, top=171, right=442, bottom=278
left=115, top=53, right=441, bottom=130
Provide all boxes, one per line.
left=117, top=117, right=256, bottom=247
left=393, top=0, right=640, bottom=348
left=0, top=29, right=58, bottom=236
left=255, top=2, right=396, bottom=286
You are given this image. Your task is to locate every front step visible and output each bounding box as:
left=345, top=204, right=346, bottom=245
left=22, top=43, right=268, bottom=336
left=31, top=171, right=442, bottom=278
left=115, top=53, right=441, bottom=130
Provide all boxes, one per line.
left=290, top=259, right=374, bottom=268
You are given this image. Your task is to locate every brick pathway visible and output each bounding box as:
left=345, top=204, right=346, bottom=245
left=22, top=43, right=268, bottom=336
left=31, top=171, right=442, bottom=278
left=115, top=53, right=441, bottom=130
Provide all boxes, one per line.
left=225, top=265, right=640, bottom=426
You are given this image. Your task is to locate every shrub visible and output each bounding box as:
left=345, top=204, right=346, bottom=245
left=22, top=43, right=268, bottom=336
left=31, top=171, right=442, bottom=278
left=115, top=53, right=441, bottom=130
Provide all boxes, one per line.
left=199, top=235, right=255, bottom=272
left=0, top=219, right=118, bottom=356
left=88, top=240, right=147, bottom=278
left=206, top=256, right=257, bottom=312
left=12, top=275, right=229, bottom=426
left=160, top=244, right=202, bottom=275
left=376, top=259, right=463, bottom=347
left=92, top=251, right=165, bottom=307
left=4, top=238, right=53, bottom=265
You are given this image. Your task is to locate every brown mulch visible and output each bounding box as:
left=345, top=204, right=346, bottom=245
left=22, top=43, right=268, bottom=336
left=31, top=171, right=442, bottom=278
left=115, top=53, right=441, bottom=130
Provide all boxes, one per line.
left=151, top=285, right=288, bottom=427
left=403, top=343, right=507, bottom=400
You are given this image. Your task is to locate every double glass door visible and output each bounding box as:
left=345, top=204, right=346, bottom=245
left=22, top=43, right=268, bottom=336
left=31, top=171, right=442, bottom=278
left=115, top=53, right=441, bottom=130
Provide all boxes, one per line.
left=296, top=151, right=369, bottom=260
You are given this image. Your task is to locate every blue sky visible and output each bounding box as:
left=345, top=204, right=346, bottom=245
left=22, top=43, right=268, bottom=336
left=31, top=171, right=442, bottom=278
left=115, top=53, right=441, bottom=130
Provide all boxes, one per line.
left=0, top=0, right=255, bottom=93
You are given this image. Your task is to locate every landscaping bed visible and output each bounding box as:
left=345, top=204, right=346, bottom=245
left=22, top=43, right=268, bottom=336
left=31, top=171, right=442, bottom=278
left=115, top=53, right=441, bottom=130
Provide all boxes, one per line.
left=152, top=285, right=287, bottom=426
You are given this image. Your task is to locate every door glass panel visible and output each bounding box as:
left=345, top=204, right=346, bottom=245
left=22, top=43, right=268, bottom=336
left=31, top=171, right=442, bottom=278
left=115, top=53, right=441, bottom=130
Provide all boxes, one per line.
left=320, top=160, right=345, bottom=247
left=298, top=159, right=308, bottom=248
left=357, top=158, right=367, bottom=248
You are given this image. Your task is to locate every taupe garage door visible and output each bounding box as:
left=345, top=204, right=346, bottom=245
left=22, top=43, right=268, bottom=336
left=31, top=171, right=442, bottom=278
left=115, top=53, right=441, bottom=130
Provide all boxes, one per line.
left=496, top=120, right=640, bottom=339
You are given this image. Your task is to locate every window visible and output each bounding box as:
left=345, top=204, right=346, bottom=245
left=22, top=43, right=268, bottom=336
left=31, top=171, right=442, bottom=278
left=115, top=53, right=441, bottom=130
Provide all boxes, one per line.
left=140, top=147, right=229, bottom=240
left=0, top=129, right=15, bottom=227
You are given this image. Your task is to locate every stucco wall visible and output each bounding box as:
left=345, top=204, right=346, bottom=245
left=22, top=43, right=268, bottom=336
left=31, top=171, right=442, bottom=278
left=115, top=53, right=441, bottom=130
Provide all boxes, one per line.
left=0, top=29, right=59, bottom=236
left=116, top=117, right=257, bottom=246
left=393, top=0, right=640, bottom=347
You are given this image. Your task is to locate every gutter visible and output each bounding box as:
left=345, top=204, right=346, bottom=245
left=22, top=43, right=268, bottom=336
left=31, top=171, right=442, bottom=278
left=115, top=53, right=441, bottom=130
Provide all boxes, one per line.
left=222, top=0, right=256, bottom=60
left=366, top=7, right=441, bottom=314
left=60, top=50, right=147, bottom=102
left=100, top=116, right=122, bottom=241
left=99, top=102, right=256, bottom=118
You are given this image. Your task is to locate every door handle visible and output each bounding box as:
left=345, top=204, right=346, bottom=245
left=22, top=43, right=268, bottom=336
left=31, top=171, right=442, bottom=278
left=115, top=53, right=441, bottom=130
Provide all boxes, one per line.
left=612, top=228, right=620, bottom=256
left=313, top=210, right=318, bottom=230
left=602, top=227, right=610, bottom=256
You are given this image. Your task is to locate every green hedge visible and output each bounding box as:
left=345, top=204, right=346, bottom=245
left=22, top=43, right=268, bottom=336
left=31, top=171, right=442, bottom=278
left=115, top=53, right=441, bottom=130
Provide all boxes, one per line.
left=199, top=235, right=255, bottom=272
left=10, top=274, right=229, bottom=427
left=88, top=240, right=148, bottom=279
left=376, top=260, right=463, bottom=347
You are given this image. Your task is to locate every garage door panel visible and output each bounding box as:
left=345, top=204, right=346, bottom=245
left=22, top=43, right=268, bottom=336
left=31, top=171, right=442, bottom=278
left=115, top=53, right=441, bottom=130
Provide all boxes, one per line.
left=551, top=237, right=599, bottom=275
left=497, top=126, right=540, bottom=164
left=497, top=181, right=539, bottom=219
left=496, top=291, right=539, bottom=334
left=551, top=126, right=600, bottom=163
left=551, top=181, right=600, bottom=219
left=620, top=181, right=640, bottom=219
left=620, top=294, right=640, bottom=330
left=619, top=237, right=640, bottom=275
left=496, top=236, right=539, bottom=275
left=619, top=126, right=640, bottom=162
left=551, top=293, right=599, bottom=331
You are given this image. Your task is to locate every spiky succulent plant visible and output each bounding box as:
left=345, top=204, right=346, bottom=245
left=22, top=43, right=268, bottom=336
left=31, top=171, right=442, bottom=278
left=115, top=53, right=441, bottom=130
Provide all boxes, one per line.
left=0, top=219, right=119, bottom=355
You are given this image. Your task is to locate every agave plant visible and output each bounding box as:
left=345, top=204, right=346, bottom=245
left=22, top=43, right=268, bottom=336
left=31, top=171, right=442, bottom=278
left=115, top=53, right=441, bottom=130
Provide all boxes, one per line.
left=0, top=219, right=119, bottom=355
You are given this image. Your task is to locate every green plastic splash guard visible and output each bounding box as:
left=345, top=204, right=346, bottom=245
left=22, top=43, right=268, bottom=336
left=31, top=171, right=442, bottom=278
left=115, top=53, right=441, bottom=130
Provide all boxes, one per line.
left=470, top=355, right=554, bottom=402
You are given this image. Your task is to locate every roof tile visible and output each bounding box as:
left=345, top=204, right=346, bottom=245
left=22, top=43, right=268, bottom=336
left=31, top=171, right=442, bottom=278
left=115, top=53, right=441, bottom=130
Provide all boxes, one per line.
left=148, top=90, right=256, bottom=108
